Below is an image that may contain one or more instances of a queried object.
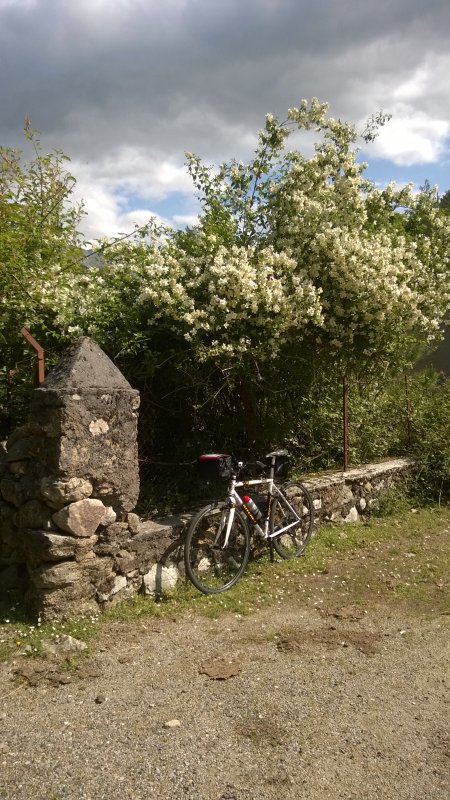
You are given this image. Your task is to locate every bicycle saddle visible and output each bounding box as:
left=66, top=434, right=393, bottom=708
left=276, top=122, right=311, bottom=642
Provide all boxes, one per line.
left=266, top=449, right=288, bottom=458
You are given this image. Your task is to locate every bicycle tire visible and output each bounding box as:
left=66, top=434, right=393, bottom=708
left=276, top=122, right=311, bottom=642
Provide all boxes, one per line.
left=184, top=502, right=250, bottom=594
left=270, top=481, right=314, bottom=558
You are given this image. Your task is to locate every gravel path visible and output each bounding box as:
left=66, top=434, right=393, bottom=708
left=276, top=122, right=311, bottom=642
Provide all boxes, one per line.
left=1, top=513, right=449, bottom=800
left=1, top=601, right=449, bottom=799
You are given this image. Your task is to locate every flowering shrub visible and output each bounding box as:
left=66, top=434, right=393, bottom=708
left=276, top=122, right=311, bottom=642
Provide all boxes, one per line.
left=1, top=105, right=449, bottom=464
left=80, top=101, right=449, bottom=381
left=0, top=128, right=85, bottom=433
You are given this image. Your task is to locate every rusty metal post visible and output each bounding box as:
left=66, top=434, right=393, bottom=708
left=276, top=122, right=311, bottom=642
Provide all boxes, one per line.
left=404, top=374, right=412, bottom=448
left=20, top=327, right=45, bottom=385
left=343, top=374, right=349, bottom=471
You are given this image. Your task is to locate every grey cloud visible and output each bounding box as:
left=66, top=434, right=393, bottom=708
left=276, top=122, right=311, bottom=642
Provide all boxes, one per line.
left=1, top=0, right=449, bottom=176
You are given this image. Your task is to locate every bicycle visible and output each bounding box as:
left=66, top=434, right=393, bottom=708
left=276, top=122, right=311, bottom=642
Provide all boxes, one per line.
left=184, top=450, right=314, bottom=595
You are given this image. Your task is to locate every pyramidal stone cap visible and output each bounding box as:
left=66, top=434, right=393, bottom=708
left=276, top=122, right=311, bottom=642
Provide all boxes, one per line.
left=42, top=337, right=133, bottom=391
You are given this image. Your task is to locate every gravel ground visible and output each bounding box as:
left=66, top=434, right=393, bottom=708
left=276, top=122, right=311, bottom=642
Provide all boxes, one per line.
left=1, top=520, right=449, bottom=800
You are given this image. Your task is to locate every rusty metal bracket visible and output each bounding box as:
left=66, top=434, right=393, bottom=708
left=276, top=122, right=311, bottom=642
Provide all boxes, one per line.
left=20, top=327, right=45, bottom=385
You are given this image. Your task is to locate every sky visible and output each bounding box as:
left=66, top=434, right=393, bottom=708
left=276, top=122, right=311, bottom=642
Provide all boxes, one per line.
left=1, top=0, right=449, bottom=242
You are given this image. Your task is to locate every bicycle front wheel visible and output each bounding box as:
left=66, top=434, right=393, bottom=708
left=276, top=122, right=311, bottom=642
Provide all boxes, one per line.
left=270, top=481, right=314, bottom=559
left=184, top=503, right=250, bottom=594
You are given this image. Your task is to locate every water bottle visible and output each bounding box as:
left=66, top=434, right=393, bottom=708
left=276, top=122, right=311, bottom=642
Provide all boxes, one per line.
left=242, top=495, right=263, bottom=524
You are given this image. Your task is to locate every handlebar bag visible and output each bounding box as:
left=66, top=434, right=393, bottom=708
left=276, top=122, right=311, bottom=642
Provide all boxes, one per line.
left=197, top=454, right=232, bottom=480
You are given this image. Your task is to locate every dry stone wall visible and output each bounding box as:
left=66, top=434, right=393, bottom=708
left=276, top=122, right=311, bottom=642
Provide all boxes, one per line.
left=0, top=337, right=417, bottom=621
left=303, top=458, right=417, bottom=524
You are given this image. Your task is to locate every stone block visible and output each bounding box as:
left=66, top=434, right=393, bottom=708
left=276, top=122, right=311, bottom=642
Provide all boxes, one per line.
left=127, top=512, right=141, bottom=534
left=81, top=555, right=114, bottom=584
left=143, top=564, right=179, bottom=596
left=29, top=561, right=84, bottom=589
left=8, top=460, right=28, bottom=476
left=94, top=541, right=121, bottom=557
left=100, top=506, right=117, bottom=526
left=23, top=530, right=97, bottom=563
left=6, top=425, right=32, bottom=448
left=52, top=498, right=106, bottom=537
left=99, top=521, right=129, bottom=538
left=344, top=506, right=359, bottom=523
left=5, top=437, right=37, bottom=462
left=14, top=499, right=53, bottom=530
left=0, top=477, right=24, bottom=507
left=115, top=550, right=137, bottom=574
left=40, top=476, right=93, bottom=509
left=26, top=586, right=97, bottom=622
left=32, top=384, right=140, bottom=512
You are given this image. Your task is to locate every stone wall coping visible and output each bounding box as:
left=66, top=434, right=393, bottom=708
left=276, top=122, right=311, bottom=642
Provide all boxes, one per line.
left=34, top=387, right=139, bottom=396
left=147, top=459, right=417, bottom=530
left=302, top=457, right=416, bottom=491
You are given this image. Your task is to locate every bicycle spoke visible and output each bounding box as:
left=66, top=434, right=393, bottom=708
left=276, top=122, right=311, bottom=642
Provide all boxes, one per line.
left=184, top=504, right=250, bottom=594
left=270, top=482, right=314, bottom=558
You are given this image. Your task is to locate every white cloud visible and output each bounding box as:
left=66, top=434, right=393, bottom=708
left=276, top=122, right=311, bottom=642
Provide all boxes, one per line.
left=371, top=114, right=449, bottom=166
left=74, top=148, right=193, bottom=199
left=172, top=213, right=200, bottom=228
left=351, top=50, right=450, bottom=166
left=392, top=68, right=429, bottom=103
left=71, top=148, right=200, bottom=239
left=72, top=179, right=157, bottom=242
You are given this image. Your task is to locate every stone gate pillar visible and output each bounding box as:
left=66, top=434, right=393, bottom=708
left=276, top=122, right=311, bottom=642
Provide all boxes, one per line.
left=32, top=337, right=140, bottom=512
left=0, top=337, right=141, bottom=619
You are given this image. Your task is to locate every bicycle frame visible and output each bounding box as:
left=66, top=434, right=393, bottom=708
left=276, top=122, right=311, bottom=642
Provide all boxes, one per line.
left=221, top=472, right=301, bottom=547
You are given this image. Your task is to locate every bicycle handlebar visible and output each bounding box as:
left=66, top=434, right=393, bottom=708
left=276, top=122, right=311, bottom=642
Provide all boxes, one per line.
left=233, top=459, right=268, bottom=477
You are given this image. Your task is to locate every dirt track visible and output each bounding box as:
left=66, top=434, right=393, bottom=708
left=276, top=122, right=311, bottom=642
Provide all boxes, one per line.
left=1, top=512, right=449, bottom=800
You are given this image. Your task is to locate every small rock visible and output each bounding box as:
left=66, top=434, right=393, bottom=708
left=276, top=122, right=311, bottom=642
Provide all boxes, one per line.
left=199, top=659, right=241, bottom=680
left=164, top=719, right=181, bottom=728
left=127, top=512, right=141, bottom=534
left=100, top=506, right=117, bottom=526
left=95, top=694, right=107, bottom=704
left=89, top=419, right=109, bottom=437
left=41, top=634, right=88, bottom=658
left=344, top=506, right=359, bottom=523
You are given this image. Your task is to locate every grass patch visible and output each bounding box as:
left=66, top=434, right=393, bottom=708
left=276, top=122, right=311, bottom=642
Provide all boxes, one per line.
left=1, top=505, right=448, bottom=662
left=0, top=609, right=100, bottom=662
left=393, top=584, right=430, bottom=602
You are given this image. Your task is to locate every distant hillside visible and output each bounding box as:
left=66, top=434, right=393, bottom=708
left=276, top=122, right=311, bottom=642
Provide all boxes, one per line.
left=82, top=249, right=107, bottom=267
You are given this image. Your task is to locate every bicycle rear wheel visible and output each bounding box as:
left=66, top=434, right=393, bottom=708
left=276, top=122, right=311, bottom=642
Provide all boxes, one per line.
left=270, top=482, right=314, bottom=558
left=184, top=503, right=250, bottom=594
